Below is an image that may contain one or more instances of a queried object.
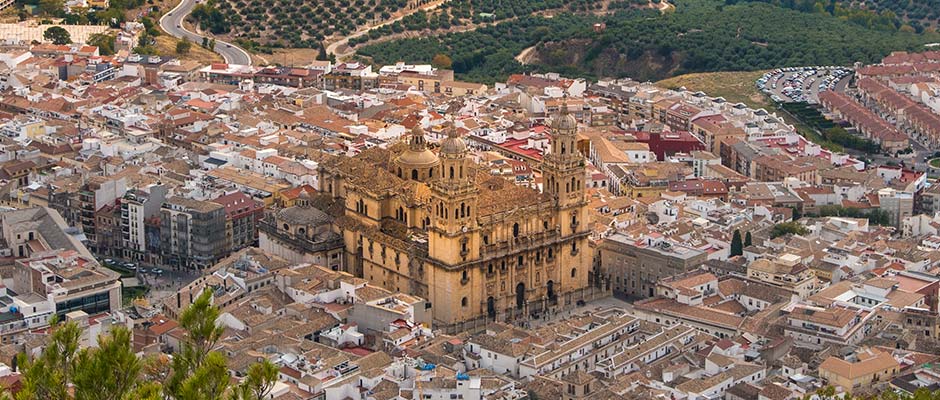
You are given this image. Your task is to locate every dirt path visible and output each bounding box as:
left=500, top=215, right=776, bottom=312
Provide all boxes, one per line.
left=515, top=45, right=538, bottom=65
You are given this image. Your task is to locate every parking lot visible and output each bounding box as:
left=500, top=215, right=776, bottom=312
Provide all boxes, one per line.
left=757, top=66, right=853, bottom=104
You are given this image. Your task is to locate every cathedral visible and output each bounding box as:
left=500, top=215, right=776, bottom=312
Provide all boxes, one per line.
left=317, top=106, right=595, bottom=331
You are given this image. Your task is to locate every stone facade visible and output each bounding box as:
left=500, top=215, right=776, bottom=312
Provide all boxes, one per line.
left=317, top=108, right=595, bottom=330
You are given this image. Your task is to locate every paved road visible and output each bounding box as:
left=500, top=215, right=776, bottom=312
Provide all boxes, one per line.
left=159, top=0, right=251, bottom=65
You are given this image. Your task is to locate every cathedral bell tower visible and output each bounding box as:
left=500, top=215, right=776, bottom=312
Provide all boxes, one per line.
left=429, top=122, right=480, bottom=265
left=541, top=97, right=587, bottom=238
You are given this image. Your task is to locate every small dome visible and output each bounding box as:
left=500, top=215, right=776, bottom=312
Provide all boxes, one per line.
left=395, top=125, right=440, bottom=167
left=440, top=124, right=467, bottom=155
left=552, top=109, right=578, bottom=132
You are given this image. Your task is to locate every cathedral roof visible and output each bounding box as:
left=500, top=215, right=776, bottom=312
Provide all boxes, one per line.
left=476, top=171, right=552, bottom=217
left=276, top=205, right=333, bottom=226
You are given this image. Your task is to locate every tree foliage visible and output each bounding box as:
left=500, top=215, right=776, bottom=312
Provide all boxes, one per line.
left=358, top=0, right=940, bottom=83
left=771, top=221, right=809, bottom=238
left=87, top=33, right=116, bottom=56
left=229, top=360, right=278, bottom=400
left=177, top=38, right=193, bottom=55
left=730, top=229, right=743, bottom=257
left=431, top=53, right=453, bottom=69
left=166, top=290, right=227, bottom=399
left=12, top=290, right=272, bottom=400
left=43, top=26, right=71, bottom=45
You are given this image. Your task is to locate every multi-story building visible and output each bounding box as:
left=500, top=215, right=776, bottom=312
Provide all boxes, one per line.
left=120, top=185, right=168, bottom=263
left=0, top=207, right=122, bottom=344
left=159, top=196, right=229, bottom=270
left=599, top=232, right=708, bottom=299
left=878, top=187, right=914, bottom=227
left=77, top=176, right=126, bottom=254
left=323, top=62, right=377, bottom=91
left=746, top=254, right=821, bottom=298
left=212, top=191, right=264, bottom=251
left=317, top=107, right=599, bottom=332
left=785, top=305, right=873, bottom=349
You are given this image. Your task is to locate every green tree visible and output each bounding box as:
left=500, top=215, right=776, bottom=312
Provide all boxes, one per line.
left=771, top=221, right=809, bottom=239
left=316, top=41, right=329, bottom=60
left=39, top=0, right=65, bottom=16
left=166, top=290, right=227, bottom=399
left=72, top=326, right=143, bottom=400
left=16, top=317, right=80, bottom=400
left=230, top=360, right=278, bottom=400
left=88, top=32, right=116, bottom=55
left=177, top=38, right=193, bottom=54
left=729, top=229, right=743, bottom=257
left=744, top=231, right=752, bottom=247
left=43, top=26, right=72, bottom=45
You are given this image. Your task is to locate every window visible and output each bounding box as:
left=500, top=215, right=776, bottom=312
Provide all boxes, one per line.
left=512, top=223, right=520, bottom=238
left=461, top=297, right=468, bottom=307
left=412, top=169, right=418, bottom=180
left=571, top=268, right=577, bottom=278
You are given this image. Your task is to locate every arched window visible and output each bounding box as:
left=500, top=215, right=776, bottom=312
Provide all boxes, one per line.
left=460, top=202, right=466, bottom=218
left=461, top=297, right=468, bottom=307
left=571, top=268, right=577, bottom=278
left=397, top=167, right=402, bottom=178
left=412, top=169, right=418, bottom=180
left=512, top=223, right=520, bottom=238
left=548, top=248, right=554, bottom=259
left=449, top=166, right=454, bottom=179
left=459, top=166, right=463, bottom=178
left=462, top=270, right=468, bottom=281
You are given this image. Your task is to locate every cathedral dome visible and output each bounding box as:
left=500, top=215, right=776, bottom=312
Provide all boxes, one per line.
left=440, top=124, right=467, bottom=155
left=395, top=125, right=440, bottom=168
left=552, top=110, right=578, bottom=132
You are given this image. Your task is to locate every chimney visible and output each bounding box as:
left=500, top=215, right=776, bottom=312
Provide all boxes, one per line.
left=177, top=292, right=181, bottom=309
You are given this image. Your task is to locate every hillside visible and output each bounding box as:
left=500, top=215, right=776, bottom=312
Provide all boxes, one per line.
left=656, top=70, right=771, bottom=110
left=207, top=0, right=412, bottom=48
left=357, top=0, right=940, bottom=83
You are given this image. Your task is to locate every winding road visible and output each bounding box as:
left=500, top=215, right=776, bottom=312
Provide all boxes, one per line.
left=159, top=0, right=252, bottom=65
